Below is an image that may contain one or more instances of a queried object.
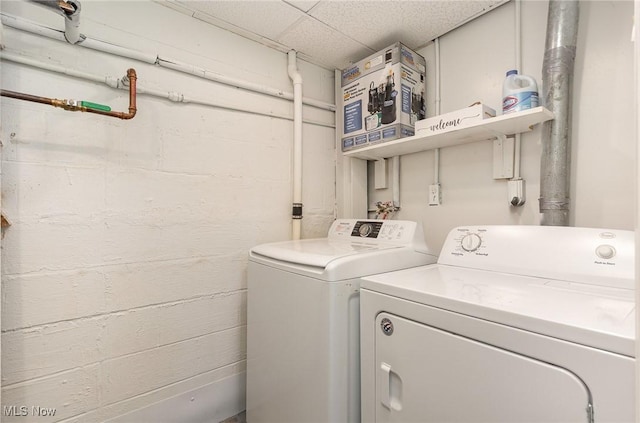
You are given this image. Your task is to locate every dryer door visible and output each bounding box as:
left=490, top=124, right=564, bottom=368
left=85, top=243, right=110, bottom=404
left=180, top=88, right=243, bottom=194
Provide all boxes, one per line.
left=374, top=313, right=592, bottom=423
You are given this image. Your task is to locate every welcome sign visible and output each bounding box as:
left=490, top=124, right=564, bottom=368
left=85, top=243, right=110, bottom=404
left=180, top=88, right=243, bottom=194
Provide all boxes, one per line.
left=416, top=103, right=496, bottom=135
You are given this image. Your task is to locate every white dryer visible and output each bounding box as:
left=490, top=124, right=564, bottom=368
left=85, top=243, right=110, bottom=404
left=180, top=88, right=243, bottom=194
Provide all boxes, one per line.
left=247, top=219, right=437, bottom=423
left=360, top=225, right=635, bottom=423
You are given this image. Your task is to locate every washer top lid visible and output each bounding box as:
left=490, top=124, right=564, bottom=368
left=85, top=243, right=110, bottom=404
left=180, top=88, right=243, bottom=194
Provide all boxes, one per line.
left=249, top=219, right=437, bottom=280
left=251, top=238, right=400, bottom=268
left=251, top=219, right=433, bottom=268
left=361, top=265, right=636, bottom=357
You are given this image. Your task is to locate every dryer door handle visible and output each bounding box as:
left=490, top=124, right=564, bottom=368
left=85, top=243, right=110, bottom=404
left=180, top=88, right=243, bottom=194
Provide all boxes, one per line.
left=379, top=362, right=403, bottom=411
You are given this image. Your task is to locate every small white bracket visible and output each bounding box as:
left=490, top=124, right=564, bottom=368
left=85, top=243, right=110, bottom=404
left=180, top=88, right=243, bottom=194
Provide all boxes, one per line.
left=508, top=179, right=526, bottom=206
left=374, top=159, right=387, bottom=189
left=493, top=133, right=515, bottom=179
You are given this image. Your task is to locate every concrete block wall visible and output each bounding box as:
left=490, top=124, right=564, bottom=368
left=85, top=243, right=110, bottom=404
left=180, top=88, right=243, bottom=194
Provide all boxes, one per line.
left=0, top=1, right=335, bottom=421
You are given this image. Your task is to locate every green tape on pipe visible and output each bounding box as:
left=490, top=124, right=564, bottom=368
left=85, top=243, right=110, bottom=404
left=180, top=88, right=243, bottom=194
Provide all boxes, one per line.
left=80, top=101, right=111, bottom=112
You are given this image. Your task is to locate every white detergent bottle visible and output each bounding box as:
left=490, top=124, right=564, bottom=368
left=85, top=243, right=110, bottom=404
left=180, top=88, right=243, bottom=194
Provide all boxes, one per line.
left=502, top=70, right=539, bottom=114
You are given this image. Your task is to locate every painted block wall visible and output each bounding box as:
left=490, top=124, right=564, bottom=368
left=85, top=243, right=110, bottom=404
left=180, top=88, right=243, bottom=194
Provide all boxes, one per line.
left=369, top=0, right=635, bottom=251
left=0, top=1, right=336, bottom=421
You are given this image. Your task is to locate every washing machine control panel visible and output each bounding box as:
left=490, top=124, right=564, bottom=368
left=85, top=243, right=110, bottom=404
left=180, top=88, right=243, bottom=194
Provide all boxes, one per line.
left=351, top=221, right=383, bottom=238
left=328, top=219, right=426, bottom=246
left=439, top=225, right=634, bottom=289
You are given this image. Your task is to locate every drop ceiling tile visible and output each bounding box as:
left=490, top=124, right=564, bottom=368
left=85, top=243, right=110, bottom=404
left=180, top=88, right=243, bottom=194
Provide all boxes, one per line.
left=309, top=0, right=507, bottom=51
left=161, top=0, right=509, bottom=71
left=276, top=15, right=375, bottom=69
left=182, top=1, right=307, bottom=40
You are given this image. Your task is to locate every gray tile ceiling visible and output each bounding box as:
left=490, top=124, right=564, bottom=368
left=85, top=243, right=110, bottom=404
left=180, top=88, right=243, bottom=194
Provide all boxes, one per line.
left=157, top=0, right=509, bottom=70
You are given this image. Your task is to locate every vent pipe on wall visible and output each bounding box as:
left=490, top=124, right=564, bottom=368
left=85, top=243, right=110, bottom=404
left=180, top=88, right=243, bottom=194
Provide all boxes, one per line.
left=539, top=0, right=579, bottom=226
left=28, top=0, right=82, bottom=44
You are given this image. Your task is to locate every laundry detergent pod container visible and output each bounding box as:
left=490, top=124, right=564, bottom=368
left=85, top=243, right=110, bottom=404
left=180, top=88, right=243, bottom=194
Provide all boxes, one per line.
left=502, top=70, right=539, bottom=114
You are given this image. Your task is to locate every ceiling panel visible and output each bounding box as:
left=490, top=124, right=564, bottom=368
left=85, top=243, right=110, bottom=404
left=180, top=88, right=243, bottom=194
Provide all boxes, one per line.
left=158, top=0, right=510, bottom=70
left=175, top=0, right=306, bottom=40
left=308, top=0, right=506, bottom=52
left=276, top=15, right=374, bottom=69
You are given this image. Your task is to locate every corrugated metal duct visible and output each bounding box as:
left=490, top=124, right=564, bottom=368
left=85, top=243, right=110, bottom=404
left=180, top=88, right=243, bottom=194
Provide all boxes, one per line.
left=539, top=0, right=580, bottom=226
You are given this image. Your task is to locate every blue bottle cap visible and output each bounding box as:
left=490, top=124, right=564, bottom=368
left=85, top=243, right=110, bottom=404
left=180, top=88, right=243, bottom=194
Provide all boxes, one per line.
left=506, top=69, right=518, bottom=76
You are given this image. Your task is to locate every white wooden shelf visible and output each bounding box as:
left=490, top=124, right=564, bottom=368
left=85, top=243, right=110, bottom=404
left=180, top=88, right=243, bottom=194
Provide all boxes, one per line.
left=343, top=106, right=554, bottom=160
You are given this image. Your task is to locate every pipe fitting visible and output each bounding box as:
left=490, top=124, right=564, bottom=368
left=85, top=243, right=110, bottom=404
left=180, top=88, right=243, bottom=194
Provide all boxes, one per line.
left=1, top=67, right=137, bottom=120
left=28, top=0, right=83, bottom=44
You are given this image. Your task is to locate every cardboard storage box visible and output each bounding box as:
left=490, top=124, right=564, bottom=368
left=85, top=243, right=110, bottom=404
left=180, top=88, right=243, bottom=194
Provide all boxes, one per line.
left=340, top=42, right=426, bottom=152
left=415, top=103, right=496, bottom=136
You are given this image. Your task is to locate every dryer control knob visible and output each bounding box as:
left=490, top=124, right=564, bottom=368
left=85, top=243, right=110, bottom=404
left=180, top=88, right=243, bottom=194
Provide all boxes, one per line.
left=596, top=244, right=616, bottom=260
left=461, top=233, right=482, bottom=252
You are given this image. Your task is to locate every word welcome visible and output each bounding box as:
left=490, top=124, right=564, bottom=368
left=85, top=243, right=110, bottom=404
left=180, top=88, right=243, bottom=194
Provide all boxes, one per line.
left=427, top=113, right=480, bottom=132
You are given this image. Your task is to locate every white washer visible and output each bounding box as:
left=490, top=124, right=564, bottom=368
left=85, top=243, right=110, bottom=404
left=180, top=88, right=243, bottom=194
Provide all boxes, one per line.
left=360, top=225, right=636, bottom=423
left=247, top=219, right=437, bottom=423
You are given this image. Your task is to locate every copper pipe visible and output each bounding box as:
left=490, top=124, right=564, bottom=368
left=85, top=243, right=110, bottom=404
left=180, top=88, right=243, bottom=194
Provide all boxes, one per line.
left=0, top=90, right=56, bottom=106
left=124, top=68, right=137, bottom=119
left=0, top=67, right=137, bottom=120
left=57, top=0, right=76, bottom=14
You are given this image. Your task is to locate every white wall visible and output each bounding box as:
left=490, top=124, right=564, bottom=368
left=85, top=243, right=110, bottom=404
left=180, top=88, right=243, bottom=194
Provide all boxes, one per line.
left=0, top=1, right=335, bottom=421
left=368, top=0, right=635, bottom=251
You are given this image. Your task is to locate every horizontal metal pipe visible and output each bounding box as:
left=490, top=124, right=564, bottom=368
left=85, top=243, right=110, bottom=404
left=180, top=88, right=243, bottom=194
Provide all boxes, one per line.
left=156, top=56, right=335, bottom=111
left=1, top=13, right=67, bottom=42
left=79, top=37, right=157, bottom=64
left=0, top=51, right=118, bottom=86
left=1, top=13, right=336, bottom=112
left=0, top=89, right=55, bottom=105
left=1, top=52, right=335, bottom=127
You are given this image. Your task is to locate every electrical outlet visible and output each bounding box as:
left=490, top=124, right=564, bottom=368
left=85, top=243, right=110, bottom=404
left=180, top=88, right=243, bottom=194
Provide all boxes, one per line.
left=429, top=184, right=441, bottom=206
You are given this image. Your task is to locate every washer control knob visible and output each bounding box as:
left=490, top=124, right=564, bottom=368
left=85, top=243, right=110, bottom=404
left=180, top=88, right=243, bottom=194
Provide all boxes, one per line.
left=596, top=244, right=616, bottom=260
left=359, top=223, right=373, bottom=237
left=461, top=233, right=482, bottom=252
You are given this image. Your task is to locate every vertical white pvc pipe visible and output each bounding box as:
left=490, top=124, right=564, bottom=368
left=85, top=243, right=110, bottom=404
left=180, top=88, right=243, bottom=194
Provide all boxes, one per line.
left=434, top=38, right=441, bottom=185
left=62, top=0, right=81, bottom=44
left=513, top=0, right=522, bottom=180
left=288, top=50, right=303, bottom=240
left=634, top=1, right=640, bottom=418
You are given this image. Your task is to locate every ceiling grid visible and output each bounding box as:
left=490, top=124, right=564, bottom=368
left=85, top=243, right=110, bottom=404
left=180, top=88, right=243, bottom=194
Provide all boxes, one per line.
left=158, top=0, right=509, bottom=69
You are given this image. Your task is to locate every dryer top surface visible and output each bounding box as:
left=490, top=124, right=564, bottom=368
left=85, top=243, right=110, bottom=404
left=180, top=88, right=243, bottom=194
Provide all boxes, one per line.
left=361, top=225, right=636, bottom=356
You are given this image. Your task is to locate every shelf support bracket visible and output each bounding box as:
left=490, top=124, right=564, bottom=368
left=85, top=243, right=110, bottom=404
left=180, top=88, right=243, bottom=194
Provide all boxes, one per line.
left=492, top=133, right=515, bottom=179
left=374, top=159, right=388, bottom=189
